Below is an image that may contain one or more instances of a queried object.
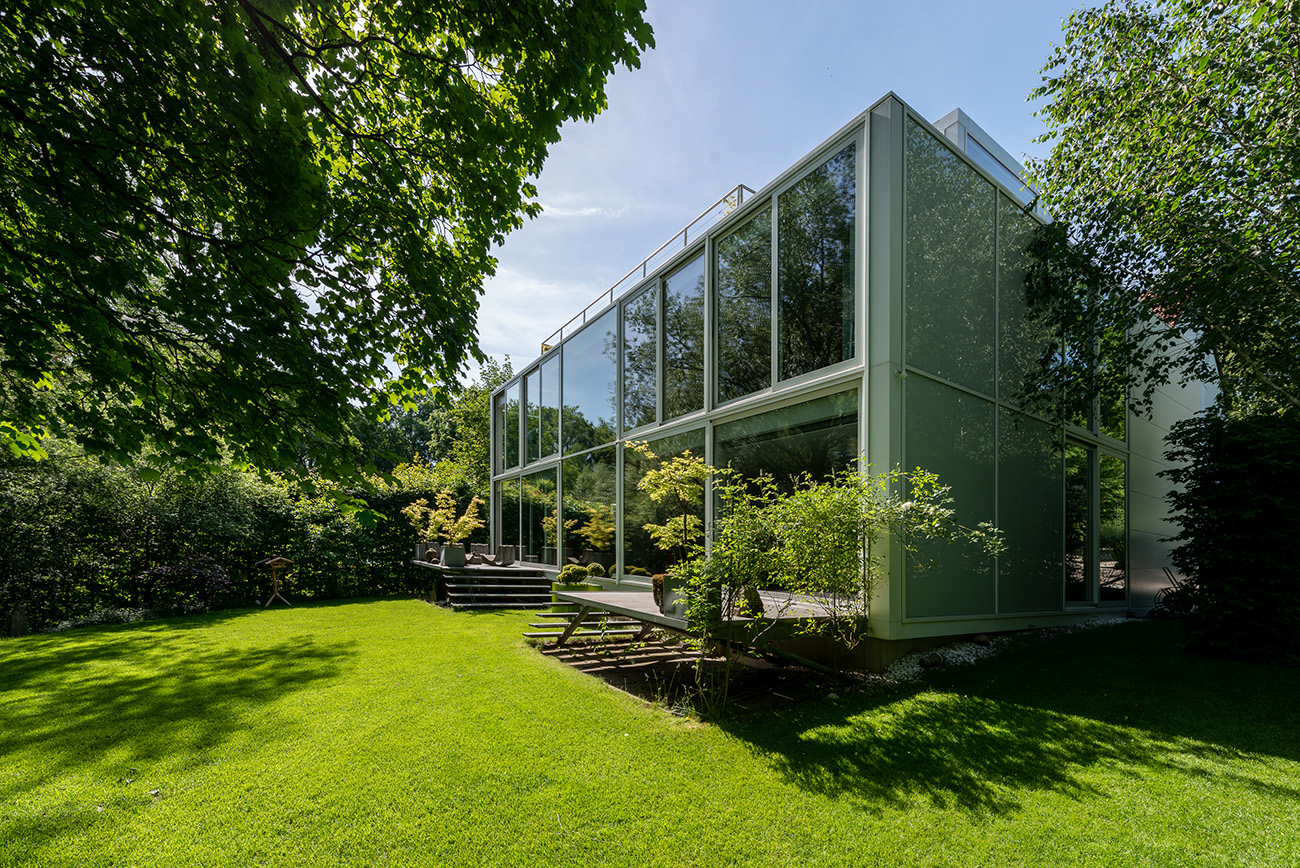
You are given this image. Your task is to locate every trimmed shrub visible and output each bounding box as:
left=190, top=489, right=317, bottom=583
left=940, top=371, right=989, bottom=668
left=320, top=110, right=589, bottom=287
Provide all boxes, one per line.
left=556, top=564, right=590, bottom=585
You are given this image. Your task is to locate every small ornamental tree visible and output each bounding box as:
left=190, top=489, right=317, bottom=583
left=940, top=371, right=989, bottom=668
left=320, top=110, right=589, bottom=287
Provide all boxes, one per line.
left=767, top=466, right=1005, bottom=653
left=628, top=441, right=708, bottom=565
left=401, top=491, right=483, bottom=546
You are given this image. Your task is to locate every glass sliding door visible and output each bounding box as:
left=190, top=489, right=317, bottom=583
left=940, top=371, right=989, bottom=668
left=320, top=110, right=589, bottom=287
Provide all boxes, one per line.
left=1065, top=442, right=1128, bottom=605
left=1099, top=453, right=1127, bottom=602
left=1064, top=443, right=1093, bottom=604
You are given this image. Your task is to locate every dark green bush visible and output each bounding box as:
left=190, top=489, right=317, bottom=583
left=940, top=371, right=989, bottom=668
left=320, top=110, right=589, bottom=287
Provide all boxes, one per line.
left=1164, top=414, right=1300, bottom=664
left=0, top=443, right=479, bottom=631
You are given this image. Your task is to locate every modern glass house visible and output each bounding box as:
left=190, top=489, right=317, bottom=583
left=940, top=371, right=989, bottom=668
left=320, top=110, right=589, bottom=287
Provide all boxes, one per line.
left=489, top=93, right=1202, bottom=658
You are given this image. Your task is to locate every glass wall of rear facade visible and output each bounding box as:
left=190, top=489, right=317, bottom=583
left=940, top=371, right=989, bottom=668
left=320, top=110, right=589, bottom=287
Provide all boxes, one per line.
left=491, top=97, right=1135, bottom=625
left=899, top=111, right=1129, bottom=620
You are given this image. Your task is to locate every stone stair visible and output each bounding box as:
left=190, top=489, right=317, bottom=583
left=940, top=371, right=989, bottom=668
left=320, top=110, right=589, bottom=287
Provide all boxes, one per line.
left=439, top=569, right=553, bottom=610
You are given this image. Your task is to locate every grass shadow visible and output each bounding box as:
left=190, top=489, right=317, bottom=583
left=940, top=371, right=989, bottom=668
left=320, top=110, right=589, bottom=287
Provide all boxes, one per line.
left=721, top=620, right=1300, bottom=816
left=0, top=618, right=355, bottom=807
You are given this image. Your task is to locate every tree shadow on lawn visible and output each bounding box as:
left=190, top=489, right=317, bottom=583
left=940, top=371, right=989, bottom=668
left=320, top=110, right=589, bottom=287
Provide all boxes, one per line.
left=721, top=621, right=1300, bottom=816
left=0, top=617, right=356, bottom=807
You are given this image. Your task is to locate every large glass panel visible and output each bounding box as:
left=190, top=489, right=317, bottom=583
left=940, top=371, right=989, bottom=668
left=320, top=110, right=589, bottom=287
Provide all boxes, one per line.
left=622, top=429, right=706, bottom=580
left=997, top=409, right=1064, bottom=613
left=663, top=255, right=705, bottom=420
left=539, top=353, right=559, bottom=458
left=997, top=195, right=1056, bottom=409
left=716, top=207, right=772, bottom=403
left=561, top=446, right=618, bottom=569
left=1099, top=453, right=1127, bottom=602
left=498, top=382, right=520, bottom=470
left=714, top=390, right=858, bottom=488
left=561, top=308, right=617, bottom=453
left=1064, top=443, right=1093, bottom=603
left=497, top=478, right=520, bottom=551
left=904, top=117, right=996, bottom=396
left=493, top=392, right=506, bottom=473
left=524, top=368, right=541, bottom=464
left=621, top=284, right=657, bottom=431
left=521, top=467, right=558, bottom=566
left=778, top=142, right=856, bottom=380
left=1098, top=332, right=1127, bottom=441
left=903, top=376, right=997, bottom=618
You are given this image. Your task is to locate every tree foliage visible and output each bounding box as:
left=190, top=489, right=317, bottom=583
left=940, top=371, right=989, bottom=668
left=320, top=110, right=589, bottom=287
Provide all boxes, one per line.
left=1027, top=0, right=1300, bottom=416
left=0, top=1, right=652, bottom=476
left=1163, top=414, right=1300, bottom=664
left=0, top=440, right=483, bottom=630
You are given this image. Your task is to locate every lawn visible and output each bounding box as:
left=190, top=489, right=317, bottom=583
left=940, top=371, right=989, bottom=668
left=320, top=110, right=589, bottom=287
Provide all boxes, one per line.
left=2, top=599, right=1297, bottom=867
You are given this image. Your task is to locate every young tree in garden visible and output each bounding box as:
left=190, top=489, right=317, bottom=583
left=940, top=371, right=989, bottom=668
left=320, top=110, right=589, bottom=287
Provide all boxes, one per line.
left=1025, top=0, right=1300, bottom=417
left=0, top=1, right=653, bottom=479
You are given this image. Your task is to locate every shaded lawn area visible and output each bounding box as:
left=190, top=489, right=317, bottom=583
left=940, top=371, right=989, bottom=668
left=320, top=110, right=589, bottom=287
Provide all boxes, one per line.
left=2, top=601, right=1297, bottom=867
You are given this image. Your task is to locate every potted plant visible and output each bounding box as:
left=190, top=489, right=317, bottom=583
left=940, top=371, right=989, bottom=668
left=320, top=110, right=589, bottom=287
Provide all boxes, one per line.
left=402, top=490, right=484, bottom=569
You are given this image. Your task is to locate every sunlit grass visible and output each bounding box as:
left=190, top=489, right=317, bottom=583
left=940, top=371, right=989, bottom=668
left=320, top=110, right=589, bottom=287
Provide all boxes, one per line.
left=2, top=601, right=1297, bottom=867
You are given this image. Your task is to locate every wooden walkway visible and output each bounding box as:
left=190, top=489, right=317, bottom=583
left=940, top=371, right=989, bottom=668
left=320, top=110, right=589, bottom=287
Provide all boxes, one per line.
left=549, top=589, right=839, bottom=647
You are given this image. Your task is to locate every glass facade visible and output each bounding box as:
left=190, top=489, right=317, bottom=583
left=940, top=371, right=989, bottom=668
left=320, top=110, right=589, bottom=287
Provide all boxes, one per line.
left=521, top=467, right=558, bottom=565
left=715, top=390, right=858, bottom=487
left=562, top=446, right=618, bottom=567
left=622, top=429, right=706, bottom=578
left=489, top=97, right=1160, bottom=639
left=778, top=142, right=856, bottom=381
left=622, top=285, right=657, bottom=431
left=716, top=207, right=772, bottom=403
left=905, top=116, right=996, bottom=397
left=663, top=255, right=705, bottom=420
left=562, top=308, right=617, bottom=454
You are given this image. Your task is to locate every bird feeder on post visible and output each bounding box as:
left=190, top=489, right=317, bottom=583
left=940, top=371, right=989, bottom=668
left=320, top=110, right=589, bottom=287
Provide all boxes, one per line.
left=256, top=556, right=294, bottom=607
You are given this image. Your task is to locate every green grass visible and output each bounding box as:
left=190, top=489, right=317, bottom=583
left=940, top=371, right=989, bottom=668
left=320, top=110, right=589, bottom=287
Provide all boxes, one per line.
left=2, top=601, right=1297, bottom=867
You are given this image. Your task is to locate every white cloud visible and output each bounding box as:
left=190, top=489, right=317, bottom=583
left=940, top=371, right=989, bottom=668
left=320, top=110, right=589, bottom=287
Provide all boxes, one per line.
left=538, top=203, right=628, bottom=220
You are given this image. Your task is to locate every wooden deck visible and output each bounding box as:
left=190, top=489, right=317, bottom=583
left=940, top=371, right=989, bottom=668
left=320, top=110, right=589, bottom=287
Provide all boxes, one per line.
left=550, top=589, right=840, bottom=646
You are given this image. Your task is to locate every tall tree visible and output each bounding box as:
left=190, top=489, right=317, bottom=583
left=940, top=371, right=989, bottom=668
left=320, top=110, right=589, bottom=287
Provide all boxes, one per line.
left=1026, top=0, right=1299, bottom=417
left=0, top=0, right=653, bottom=477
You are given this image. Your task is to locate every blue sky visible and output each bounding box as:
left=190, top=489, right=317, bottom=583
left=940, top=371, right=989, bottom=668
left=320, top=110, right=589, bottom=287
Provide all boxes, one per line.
left=475, top=0, right=1082, bottom=372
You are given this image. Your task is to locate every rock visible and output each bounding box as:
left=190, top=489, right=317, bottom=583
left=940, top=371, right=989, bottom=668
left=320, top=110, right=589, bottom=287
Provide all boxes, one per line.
left=919, top=652, right=945, bottom=668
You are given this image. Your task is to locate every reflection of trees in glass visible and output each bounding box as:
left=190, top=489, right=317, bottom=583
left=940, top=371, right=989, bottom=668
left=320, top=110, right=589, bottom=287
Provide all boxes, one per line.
left=524, top=368, right=541, bottom=463
left=621, top=285, right=657, bottom=430
left=778, top=142, right=855, bottom=380
left=521, top=468, right=557, bottom=565
left=622, top=430, right=705, bottom=577
left=902, top=376, right=997, bottom=618
left=539, top=354, right=560, bottom=458
left=998, top=195, right=1057, bottom=411
left=663, top=255, right=704, bottom=420
left=714, top=390, right=858, bottom=490
left=561, top=308, right=617, bottom=453
left=562, top=447, right=616, bottom=563
left=503, top=383, right=520, bottom=468
left=996, top=409, right=1065, bottom=613
left=1099, top=453, right=1126, bottom=601
left=497, top=478, right=520, bottom=549
left=1064, top=443, right=1090, bottom=602
left=717, top=207, right=772, bottom=403
left=904, top=118, right=996, bottom=395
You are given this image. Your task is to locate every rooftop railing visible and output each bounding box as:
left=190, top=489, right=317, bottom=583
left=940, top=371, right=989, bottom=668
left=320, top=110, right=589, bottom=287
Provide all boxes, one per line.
left=540, top=183, right=757, bottom=354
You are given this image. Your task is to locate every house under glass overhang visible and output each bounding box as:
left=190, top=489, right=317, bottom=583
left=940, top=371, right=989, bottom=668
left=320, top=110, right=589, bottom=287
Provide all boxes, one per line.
left=489, top=92, right=1203, bottom=660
